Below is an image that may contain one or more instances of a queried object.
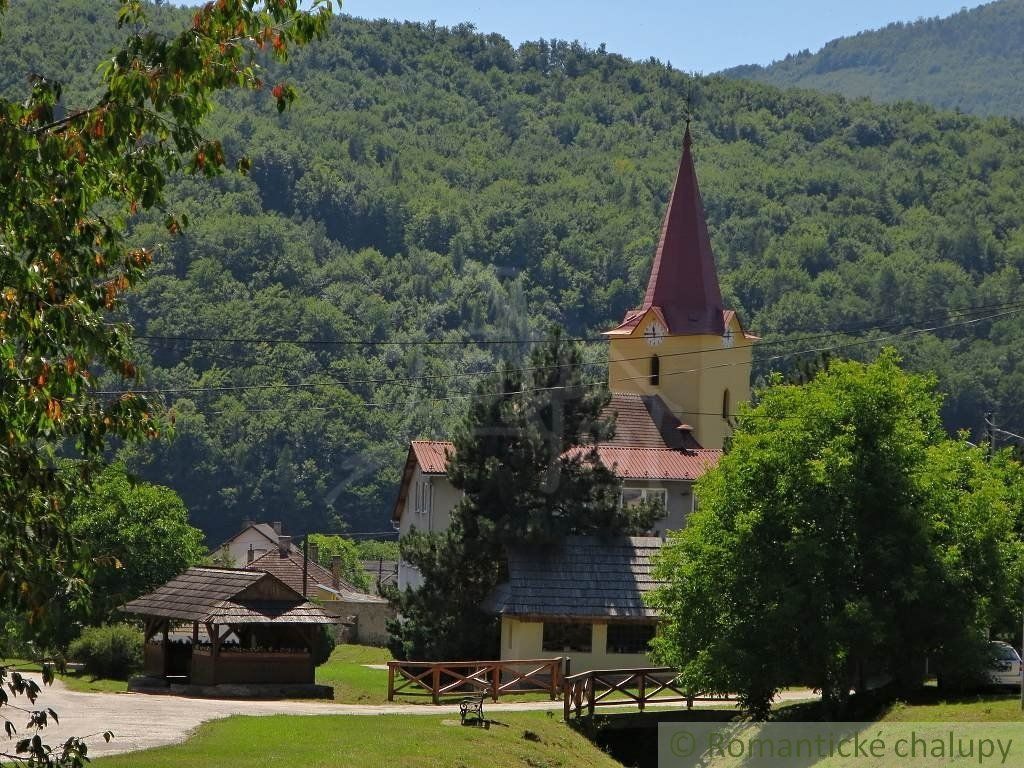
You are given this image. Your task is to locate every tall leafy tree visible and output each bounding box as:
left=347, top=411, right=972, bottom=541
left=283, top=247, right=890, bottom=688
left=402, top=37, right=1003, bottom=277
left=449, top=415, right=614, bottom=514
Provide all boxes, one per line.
left=0, top=1, right=331, bottom=764
left=390, top=330, right=659, bottom=659
left=68, top=464, right=205, bottom=628
left=648, top=350, right=1024, bottom=718
left=307, top=533, right=372, bottom=590
left=0, top=0, right=331, bottom=632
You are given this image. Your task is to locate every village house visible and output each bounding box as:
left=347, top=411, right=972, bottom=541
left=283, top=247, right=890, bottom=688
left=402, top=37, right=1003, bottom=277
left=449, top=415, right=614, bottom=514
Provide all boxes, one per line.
left=246, top=539, right=393, bottom=646
left=212, top=520, right=301, bottom=566
left=393, top=127, right=756, bottom=669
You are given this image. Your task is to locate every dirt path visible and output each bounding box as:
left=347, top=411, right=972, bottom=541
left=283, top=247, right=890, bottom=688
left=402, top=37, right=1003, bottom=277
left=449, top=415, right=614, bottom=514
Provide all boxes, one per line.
left=1, top=678, right=817, bottom=758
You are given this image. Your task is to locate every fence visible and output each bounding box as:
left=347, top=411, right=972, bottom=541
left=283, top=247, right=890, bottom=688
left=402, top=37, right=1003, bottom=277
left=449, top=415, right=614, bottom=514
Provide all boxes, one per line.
left=562, top=667, right=731, bottom=720
left=387, top=657, right=563, bottom=704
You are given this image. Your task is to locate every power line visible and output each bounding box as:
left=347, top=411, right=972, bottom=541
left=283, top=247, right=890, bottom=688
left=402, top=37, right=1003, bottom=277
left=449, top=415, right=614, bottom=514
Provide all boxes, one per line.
left=124, top=301, right=1024, bottom=397
left=611, top=307, right=1024, bottom=386
left=133, top=333, right=591, bottom=347
left=133, top=298, right=1024, bottom=351
left=107, top=306, right=1023, bottom=402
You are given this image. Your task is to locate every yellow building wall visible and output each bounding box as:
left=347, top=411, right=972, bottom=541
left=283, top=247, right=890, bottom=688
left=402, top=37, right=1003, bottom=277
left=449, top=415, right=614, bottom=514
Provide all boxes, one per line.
left=607, top=312, right=752, bottom=450
left=500, top=617, right=652, bottom=673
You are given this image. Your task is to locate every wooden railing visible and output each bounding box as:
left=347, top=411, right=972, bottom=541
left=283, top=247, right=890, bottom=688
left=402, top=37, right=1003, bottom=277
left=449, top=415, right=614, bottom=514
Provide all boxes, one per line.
left=562, top=667, right=731, bottom=720
left=387, top=658, right=564, bottom=704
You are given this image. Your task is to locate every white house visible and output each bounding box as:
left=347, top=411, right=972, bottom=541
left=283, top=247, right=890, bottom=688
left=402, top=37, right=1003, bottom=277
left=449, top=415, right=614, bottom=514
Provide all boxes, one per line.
left=391, top=393, right=722, bottom=590
left=212, top=520, right=300, bottom=567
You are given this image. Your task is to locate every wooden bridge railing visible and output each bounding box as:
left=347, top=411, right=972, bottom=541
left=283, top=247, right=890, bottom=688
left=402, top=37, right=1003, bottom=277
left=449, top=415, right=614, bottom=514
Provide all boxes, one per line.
left=562, top=667, right=731, bottom=721
left=387, top=657, right=564, bottom=704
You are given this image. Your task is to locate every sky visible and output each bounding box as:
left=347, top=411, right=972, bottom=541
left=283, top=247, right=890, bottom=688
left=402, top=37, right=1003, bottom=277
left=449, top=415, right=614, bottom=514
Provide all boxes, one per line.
left=334, top=0, right=982, bottom=73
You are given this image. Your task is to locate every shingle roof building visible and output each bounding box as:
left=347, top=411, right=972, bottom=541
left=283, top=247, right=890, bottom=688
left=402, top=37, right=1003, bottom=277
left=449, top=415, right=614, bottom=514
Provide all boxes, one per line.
left=487, top=536, right=662, bottom=620
left=120, top=567, right=335, bottom=625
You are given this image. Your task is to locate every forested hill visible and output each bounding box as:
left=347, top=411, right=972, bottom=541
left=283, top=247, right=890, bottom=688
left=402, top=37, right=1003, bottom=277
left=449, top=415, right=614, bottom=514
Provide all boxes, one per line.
left=5, top=1, right=1024, bottom=542
left=724, top=0, right=1024, bottom=117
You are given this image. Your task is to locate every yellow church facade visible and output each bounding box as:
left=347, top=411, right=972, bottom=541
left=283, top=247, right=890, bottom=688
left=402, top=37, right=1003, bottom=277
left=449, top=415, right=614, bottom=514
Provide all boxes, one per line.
left=605, top=307, right=753, bottom=451
left=603, top=125, right=756, bottom=452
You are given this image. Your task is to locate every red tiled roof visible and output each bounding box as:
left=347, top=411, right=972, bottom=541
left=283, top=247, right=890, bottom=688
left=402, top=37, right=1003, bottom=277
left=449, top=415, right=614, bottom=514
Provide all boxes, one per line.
left=247, top=551, right=386, bottom=604
left=600, top=393, right=703, bottom=450
left=592, top=446, right=722, bottom=481
left=395, top=395, right=716, bottom=497
left=411, top=440, right=453, bottom=474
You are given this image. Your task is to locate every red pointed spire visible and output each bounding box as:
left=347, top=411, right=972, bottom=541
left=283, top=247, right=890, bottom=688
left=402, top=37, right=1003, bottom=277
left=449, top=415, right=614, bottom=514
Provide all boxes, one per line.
left=639, top=124, right=725, bottom=336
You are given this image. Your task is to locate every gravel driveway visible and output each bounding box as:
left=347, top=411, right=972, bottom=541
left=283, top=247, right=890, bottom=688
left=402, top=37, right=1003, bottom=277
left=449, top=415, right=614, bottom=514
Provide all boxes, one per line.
left=1, top=677, right=816, bottom=758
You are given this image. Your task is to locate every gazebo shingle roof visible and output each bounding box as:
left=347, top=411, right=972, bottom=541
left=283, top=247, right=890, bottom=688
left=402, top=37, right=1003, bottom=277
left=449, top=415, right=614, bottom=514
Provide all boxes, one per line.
left=120, top=567, right=335, bottom=625
left=486, top=536, right=663, bottom=620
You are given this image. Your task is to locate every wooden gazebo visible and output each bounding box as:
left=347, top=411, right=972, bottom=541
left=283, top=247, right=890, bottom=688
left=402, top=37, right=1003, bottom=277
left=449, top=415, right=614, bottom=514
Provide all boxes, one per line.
left=121, top=567, right=335, bottom=692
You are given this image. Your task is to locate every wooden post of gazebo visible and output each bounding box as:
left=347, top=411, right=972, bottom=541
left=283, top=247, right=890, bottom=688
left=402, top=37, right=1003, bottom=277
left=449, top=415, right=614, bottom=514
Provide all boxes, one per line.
left=161, top=620, right=170, bottom=678
left=207, top=622, right=219, bottom=685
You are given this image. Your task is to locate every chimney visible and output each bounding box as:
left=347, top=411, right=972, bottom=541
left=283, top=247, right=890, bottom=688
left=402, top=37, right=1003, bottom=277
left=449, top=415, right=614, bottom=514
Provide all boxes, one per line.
left=308, top=542, right=319, bottom=565
left=272, top=521, right=283, bottom=535
left=278, top=535, right=292, bottom=556
left=330, top=555, right=341, bottom=590
left=247, top=544, right=255, bottom=564
left=241, top=517, right=253, bottom=532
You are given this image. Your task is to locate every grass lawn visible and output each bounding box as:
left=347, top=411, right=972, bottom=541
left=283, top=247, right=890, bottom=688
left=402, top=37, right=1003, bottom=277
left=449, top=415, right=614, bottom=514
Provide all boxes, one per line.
left=58, top=671, right=127, bottom=694
left=94, top=711, right=621, bottom=768
left=316, top=645, right=558, bottom=705
left=1, top=658, right=127, bottom=694
left=882, top=689, right=1024, bottom=722
left=316, top=644, right=392, bottom=704
left=664, top=692, right=1024, bottom=768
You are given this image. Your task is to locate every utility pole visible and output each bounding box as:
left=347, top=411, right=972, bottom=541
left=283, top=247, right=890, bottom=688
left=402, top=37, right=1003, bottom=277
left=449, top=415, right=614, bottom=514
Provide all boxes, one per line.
left=302, top=534, right=309, bottom=598
left=985, top=411, right=995, bottom=460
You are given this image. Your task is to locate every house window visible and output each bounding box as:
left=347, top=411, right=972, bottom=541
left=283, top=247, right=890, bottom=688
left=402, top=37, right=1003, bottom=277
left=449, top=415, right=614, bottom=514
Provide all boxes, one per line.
left=542, top=622, right=592, bottom=653
left=413, top=479, right=432, bottom=516
left=722, top=389, right=730, bottom=420
left=607, top=623, right=657, bottom=654
left=649, top=355, right=660, bottom=386
left=621, top=488, right=667, bottom=512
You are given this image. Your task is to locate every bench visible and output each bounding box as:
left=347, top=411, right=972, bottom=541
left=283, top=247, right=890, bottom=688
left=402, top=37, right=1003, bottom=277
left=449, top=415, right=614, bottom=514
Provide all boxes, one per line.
left=459, top=694, right=486, bottom=724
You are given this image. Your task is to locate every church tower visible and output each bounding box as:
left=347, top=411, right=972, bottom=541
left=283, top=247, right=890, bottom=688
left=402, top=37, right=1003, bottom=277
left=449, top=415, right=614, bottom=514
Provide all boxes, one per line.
left=605, top=127, right=754, bottom=451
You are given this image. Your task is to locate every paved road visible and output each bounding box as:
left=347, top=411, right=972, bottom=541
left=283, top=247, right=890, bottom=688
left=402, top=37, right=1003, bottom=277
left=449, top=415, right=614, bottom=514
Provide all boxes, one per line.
left=0, top=677, right=817, bottom=758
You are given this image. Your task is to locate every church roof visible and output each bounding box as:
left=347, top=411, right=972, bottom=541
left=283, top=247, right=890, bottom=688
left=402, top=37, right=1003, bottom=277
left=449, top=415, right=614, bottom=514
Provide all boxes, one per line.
left=608, top=125, right=728, bottom=337
left=599, top=393, right=703, bottom=450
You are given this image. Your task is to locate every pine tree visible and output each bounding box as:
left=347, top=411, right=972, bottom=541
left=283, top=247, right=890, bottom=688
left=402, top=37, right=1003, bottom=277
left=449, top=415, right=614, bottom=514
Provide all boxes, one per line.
left=389, top=329, right=659, bottom=659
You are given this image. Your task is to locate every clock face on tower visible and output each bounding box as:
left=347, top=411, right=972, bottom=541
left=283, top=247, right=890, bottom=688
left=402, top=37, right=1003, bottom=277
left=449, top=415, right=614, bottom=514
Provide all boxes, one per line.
left=644, top=321, right=667, bottom=346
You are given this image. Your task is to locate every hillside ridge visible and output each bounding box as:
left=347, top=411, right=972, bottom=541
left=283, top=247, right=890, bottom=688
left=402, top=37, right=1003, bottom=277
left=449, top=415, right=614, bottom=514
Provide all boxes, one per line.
left=4, top=1, right=1024, bottom=539
left=723, top=0, right=1024, bottom=116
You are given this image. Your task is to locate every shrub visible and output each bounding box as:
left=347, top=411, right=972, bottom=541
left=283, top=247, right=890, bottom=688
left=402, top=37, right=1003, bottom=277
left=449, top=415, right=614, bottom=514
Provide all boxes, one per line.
left=67, top=624, right=143, bottom=679
left=314, top=625, right=337, bottom=667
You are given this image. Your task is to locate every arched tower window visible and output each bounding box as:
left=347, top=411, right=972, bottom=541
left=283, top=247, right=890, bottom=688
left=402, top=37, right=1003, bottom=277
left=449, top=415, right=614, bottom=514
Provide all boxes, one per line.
left=722, top=389, right=730, bottom=420
left=649, top=355, right=660, bottom=386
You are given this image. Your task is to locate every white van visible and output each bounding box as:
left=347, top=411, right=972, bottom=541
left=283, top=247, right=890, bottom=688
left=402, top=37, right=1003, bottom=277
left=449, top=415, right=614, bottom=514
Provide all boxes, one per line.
left=988, top=641, right=1023, bottom=688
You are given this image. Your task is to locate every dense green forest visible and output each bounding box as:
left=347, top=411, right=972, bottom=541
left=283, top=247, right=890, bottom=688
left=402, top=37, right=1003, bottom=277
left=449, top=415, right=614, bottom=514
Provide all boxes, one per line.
left=725, top=0, right=1024, bottom=117
left=4, top=0, right=1024, bottom=541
